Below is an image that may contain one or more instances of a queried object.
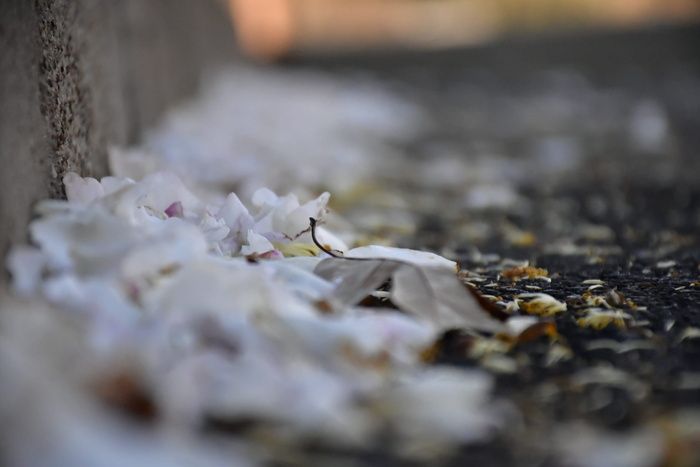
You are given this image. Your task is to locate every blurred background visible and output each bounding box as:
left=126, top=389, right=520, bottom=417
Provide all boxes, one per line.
left=229, top=0, right=700, bottom=60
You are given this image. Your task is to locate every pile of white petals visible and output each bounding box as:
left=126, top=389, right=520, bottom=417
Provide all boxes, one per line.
left=6, top=165, right=505, bottom=463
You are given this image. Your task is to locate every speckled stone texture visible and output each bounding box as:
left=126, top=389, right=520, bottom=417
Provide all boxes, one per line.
left=0, top=0, right=237, bottom=281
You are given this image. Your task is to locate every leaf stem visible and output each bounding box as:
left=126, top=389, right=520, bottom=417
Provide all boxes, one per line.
left=309, top=217, right=343, bottom=258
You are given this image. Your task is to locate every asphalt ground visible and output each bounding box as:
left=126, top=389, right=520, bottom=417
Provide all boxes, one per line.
left=279, top=23, right=700, bottom=466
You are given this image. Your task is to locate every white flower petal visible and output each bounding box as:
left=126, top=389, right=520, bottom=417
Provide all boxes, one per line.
left=240, top=230, right=275, bottom=256
left=284, top=192, right=330, bottom=238
left=390, top=368, right=500, bottom=445
left=30, top=207, right=140, bottom=275
left=6, top=246, right=47, bottom=295
left=121, top=219, right=207, bottom=280
left=216, top=193, right=252, bottom=234
left=346, top=245, right=457, bottom=271
left=64, top=172, right=105, bottom=205
left=198, top=213, right=230, bottom=244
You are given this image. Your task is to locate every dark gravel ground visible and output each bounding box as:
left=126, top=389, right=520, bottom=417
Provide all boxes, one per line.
left=285, top=23, right=700, bottom=466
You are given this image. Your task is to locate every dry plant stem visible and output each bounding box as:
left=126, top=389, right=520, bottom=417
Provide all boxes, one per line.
left=310, top=217, right=401, bottom=263
left=309, top=217, right=345, bottom=258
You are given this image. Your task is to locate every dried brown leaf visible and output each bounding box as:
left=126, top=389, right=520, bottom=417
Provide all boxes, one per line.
left=314, top=258, right=401, bottom=306
left=315, top=257, right=506, bottom=333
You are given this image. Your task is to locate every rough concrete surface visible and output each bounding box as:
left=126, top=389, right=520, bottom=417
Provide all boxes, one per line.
left=0, top=0, right=237, bottom=282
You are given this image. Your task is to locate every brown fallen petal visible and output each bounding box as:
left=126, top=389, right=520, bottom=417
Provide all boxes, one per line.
left=93, top=370, right=157, bottom=422
left=466, top=285, right=511, bottom=321
left=358, top=294, right=397, bottom=309
left=314, top=299, right=335, bottom=315
left=514, top=320, right=559, bottom=344
left=421, top=329, right=477, bottom=364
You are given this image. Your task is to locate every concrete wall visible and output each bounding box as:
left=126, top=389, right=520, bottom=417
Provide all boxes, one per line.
left=0, top=0, right=238, bottom=281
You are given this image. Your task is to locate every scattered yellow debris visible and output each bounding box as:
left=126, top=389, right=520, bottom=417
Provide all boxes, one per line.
left=576, top=308, right=632, bottom=330
left=516, top=293, right=567, bottom=316
left=274, top=242, right=322, bottom=257
left=501, top=266, right=548, bottom=281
